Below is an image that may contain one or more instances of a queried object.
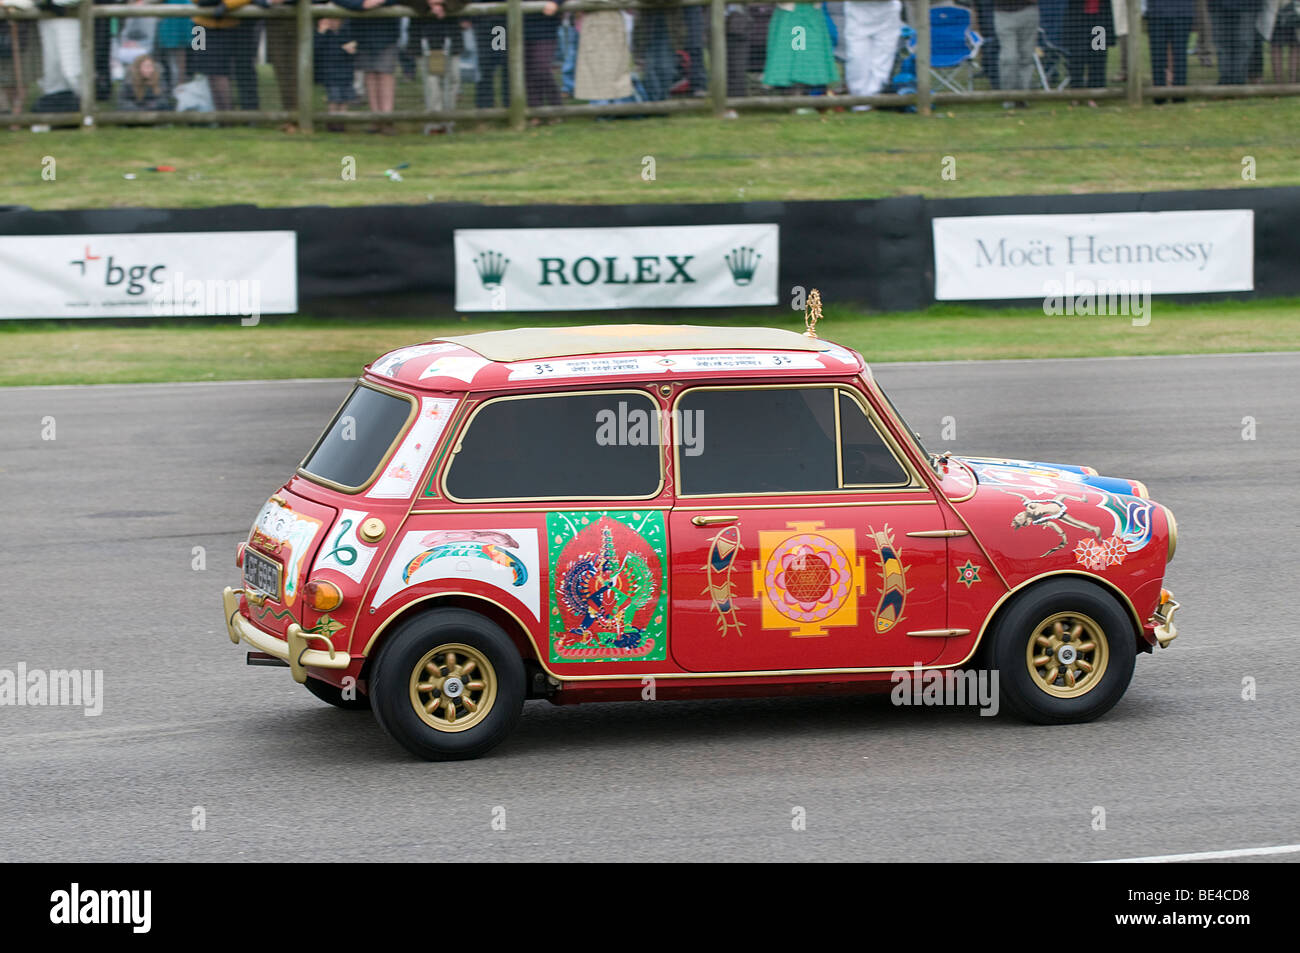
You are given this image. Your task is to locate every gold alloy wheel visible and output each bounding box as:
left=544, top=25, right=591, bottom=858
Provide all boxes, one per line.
left=408, top=643, right=498, bottom=733
left=1025, top=612, right=1110, bottom=699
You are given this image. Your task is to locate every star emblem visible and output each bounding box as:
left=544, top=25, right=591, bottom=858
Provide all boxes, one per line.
left=956, top=560, right=982, bottom=589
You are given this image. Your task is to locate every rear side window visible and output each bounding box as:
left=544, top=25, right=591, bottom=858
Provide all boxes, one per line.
left=445, top=391, right=662, bottom=501
left=301, top=385, right=415, bottom=490
left=677, top=386, right=910, bottom=495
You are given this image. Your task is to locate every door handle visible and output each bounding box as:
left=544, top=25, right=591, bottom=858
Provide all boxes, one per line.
left=691, top=515, right=738, bottom=526
left=905, top=529, right=969, bottom=538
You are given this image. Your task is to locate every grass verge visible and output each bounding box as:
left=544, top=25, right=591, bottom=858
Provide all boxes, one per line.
left=0, top=97, right=1295, bottom=209
left=2, top=298, right=1296, bottom=386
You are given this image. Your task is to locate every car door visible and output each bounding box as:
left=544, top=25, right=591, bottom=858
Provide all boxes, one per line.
left=433, top=387, right=674, bottom=672
left=668, top=383, right=951, bottom=673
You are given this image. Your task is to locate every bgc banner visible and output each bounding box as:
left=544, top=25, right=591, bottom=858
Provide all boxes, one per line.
left=932, top=210, right=1254, bottom=300
left=0, top=231, right=297, bottom=319
left=453, top=224, right=779, bottom=311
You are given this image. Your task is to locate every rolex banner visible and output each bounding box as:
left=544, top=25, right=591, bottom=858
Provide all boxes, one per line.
left=453, top=224, right=780, bottom=311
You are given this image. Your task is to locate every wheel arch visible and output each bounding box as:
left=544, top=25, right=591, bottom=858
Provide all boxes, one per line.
left=967, top=570, right=1145, bottom=668
left=358, top=592, right=541, bottom=680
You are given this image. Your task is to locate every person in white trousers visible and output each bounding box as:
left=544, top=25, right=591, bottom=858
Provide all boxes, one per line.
left=38, top=1, right=82, bottom=98
left=844, top=0, right=902, bottom=110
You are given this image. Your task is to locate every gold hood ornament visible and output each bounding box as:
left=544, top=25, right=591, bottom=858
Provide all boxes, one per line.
left=804, top=288, right=822, bottom=339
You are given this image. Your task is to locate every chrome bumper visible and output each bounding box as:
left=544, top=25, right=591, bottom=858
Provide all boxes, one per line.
left=1150, top=595, right=1180, bottom=649
left=222, top=587, right=351, bottom=684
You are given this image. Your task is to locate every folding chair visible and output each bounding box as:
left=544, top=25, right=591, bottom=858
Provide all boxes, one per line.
left=1033, top=27, right=1070, bottom=91
left=890, top=24, right=919, bottom=110
left=907, top=4, right=983, bottom=94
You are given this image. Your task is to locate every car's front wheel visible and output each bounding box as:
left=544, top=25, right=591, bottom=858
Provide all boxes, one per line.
left=369, top=608, right=525, bottom=761
left=991, top=579, right=1136, bottom=724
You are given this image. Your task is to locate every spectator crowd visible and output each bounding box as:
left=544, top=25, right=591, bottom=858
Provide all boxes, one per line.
left=0, top=0, right=1296, bottom=127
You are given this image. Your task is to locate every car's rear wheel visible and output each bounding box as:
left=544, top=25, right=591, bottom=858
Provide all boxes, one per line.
left=303, top=675, right=371, bottom=711
left=991, top=579, right=1136, bottom=724
left=369, top=609, right=525, bottom=761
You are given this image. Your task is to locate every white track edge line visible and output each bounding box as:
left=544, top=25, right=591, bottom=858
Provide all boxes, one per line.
left=1090, top=843, right=1300, bottom=863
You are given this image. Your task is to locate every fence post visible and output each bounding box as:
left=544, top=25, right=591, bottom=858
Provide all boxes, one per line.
left=709, top=0, right=726, bottom=116
left=1126, top=0, right=1141, bottom=106
left=296, top=0, right=314, bottom=132
left=507, top=0, right=526, bottom=130
left=914, top=0, right=930, bottom=115
left=78, top=0, right=95, bottom=128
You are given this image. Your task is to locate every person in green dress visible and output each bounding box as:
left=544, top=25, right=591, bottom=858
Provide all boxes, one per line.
left=762, top=2, right=840, bottom=91
left=157, top=0, right=195, bottom=91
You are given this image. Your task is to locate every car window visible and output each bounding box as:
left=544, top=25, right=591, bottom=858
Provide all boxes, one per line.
left=875, top=381, right=929, bottom=458
left=445, top=391, right=662, bottom=501
left=677, top=386, right=908, bottom=495
left=839, top=393, right=909, bottom=487
left=300, top=385, right=415, bottom=490
left=676, top=387, right=838, bottom=494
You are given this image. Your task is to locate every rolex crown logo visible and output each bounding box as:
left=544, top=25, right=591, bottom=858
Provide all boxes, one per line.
left=725, top=246, right=761, bottom=286
left=473, top=250, right=510, bottom=288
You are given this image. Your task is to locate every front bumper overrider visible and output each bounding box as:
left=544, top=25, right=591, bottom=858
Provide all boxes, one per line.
left=222, top=587, right=351, bottom=684
left=1150, top=592, right=1180, bottom=649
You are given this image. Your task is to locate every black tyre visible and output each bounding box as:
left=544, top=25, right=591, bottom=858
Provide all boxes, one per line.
left=303, top=675, right=371, bottom=711
left=369, top=608, right=525, bottom=761
left=991, top=579, right=1136, bottom=725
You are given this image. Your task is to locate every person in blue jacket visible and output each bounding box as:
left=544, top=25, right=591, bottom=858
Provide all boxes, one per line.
left=1148, top=0, right=1194, bottom=100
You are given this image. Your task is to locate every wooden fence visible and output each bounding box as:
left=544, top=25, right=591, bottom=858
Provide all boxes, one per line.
left=3, top=0, right=1298, bottom=132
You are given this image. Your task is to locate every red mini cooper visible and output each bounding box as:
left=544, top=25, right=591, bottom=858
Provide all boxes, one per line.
left=222, top=325, right=1180, bottom=760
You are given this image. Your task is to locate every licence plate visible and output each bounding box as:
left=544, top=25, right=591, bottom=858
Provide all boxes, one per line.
left=244, top=549, right=282, bottom=600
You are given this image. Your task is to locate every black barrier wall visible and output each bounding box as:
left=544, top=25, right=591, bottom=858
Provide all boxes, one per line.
left=0, top=186, right=1294, bottom=318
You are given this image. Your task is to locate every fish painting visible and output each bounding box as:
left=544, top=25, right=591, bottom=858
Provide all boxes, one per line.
left=704, top=525, right=744, bottom=637
left=867, top=525, right=909, bottom=634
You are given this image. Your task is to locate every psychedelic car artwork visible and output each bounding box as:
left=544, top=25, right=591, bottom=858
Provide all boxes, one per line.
left=367, top=397, right=458, bottom=500
left=547, top=511, right=668, bottom=662
left=370, top=528, right=541, bottom=619
left=370, top=342, right=459, bottom=379
left=999, top=490, right=1105, bottom=557
left=220, top=324, right=1181, bottom=762
left=250, top=500, right=324, bottom=607
left=315, top=508, right=381, bottom=584
left=1073, top=493, right=1156, bottom=570
left=960, top=457, right=1139, bottom=498
left=753, top=522, right=866, bottom=638
left=867, top=525, right=909, bottom=634
left=403, top=531, right=529, bottom=586
left=703, top=525, right=744, bottom=637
